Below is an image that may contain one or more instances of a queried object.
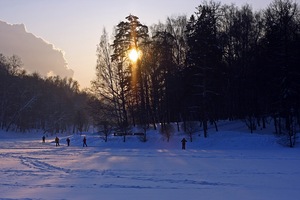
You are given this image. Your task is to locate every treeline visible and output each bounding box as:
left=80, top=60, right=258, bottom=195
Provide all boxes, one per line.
left=91, top=0, right=300, bottom=146
left=0, top=54, right=90, bottom=134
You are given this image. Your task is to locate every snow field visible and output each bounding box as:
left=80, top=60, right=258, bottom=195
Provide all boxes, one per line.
left=0, top=121, right=299, bottom=200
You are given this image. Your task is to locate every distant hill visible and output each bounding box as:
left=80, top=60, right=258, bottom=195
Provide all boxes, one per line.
left=0, top=20, right=73, bottom=78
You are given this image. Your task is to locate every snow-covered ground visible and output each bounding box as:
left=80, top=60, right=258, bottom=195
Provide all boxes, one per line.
left=0, top=121, right=299, bottom=200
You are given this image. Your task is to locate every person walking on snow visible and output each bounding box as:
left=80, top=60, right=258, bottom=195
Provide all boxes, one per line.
left=66, top=138, right=70, bottom=146
left=42, top=135, right=45, bottom=143
left=83, top=136, right=87, bottom=147
left=55, top=136, right=60, bottom=146
left=181, top=137, right=187, bottom=150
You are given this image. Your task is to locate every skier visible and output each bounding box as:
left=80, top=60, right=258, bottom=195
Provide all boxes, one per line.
left=42, top=135, right=45, bottom=143
left=83, top=136, right=87, bottom=147
left=55, top=136, right=60, bottom=146
left=181, top=137, right=187, bottom=150
left=66, top=138, right=70, bottom=146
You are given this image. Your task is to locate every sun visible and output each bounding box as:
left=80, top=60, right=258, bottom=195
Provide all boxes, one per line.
left=128, top=48, right=139, bottom=63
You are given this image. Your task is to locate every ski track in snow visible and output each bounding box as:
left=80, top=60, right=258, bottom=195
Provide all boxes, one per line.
left=0, top=143, right=235, bottom=191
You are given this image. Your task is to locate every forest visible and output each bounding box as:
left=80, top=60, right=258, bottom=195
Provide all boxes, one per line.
left=0, top=0, right=299, bottom=146
left=0, top=54, right=90, bottom=134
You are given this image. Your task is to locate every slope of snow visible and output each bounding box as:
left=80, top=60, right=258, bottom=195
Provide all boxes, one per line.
left=0, top=121, right=299, bottom=200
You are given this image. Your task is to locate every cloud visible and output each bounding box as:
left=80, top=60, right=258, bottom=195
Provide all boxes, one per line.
left=0, top=20, right=74, bottom=78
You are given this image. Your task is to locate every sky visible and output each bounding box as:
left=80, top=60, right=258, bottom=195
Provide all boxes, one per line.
left=0, top=0, right=294, bottom=88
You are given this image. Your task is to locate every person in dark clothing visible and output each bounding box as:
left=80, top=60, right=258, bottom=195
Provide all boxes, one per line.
left=55, top=136, right=60, bottom=146
left=42, top=136, right=45, bottom=143
left=181, top=137, right=187, bottom=150
left=83, top=136, right=87, bottom=147
left=66, top=138, right=70, bottom=146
